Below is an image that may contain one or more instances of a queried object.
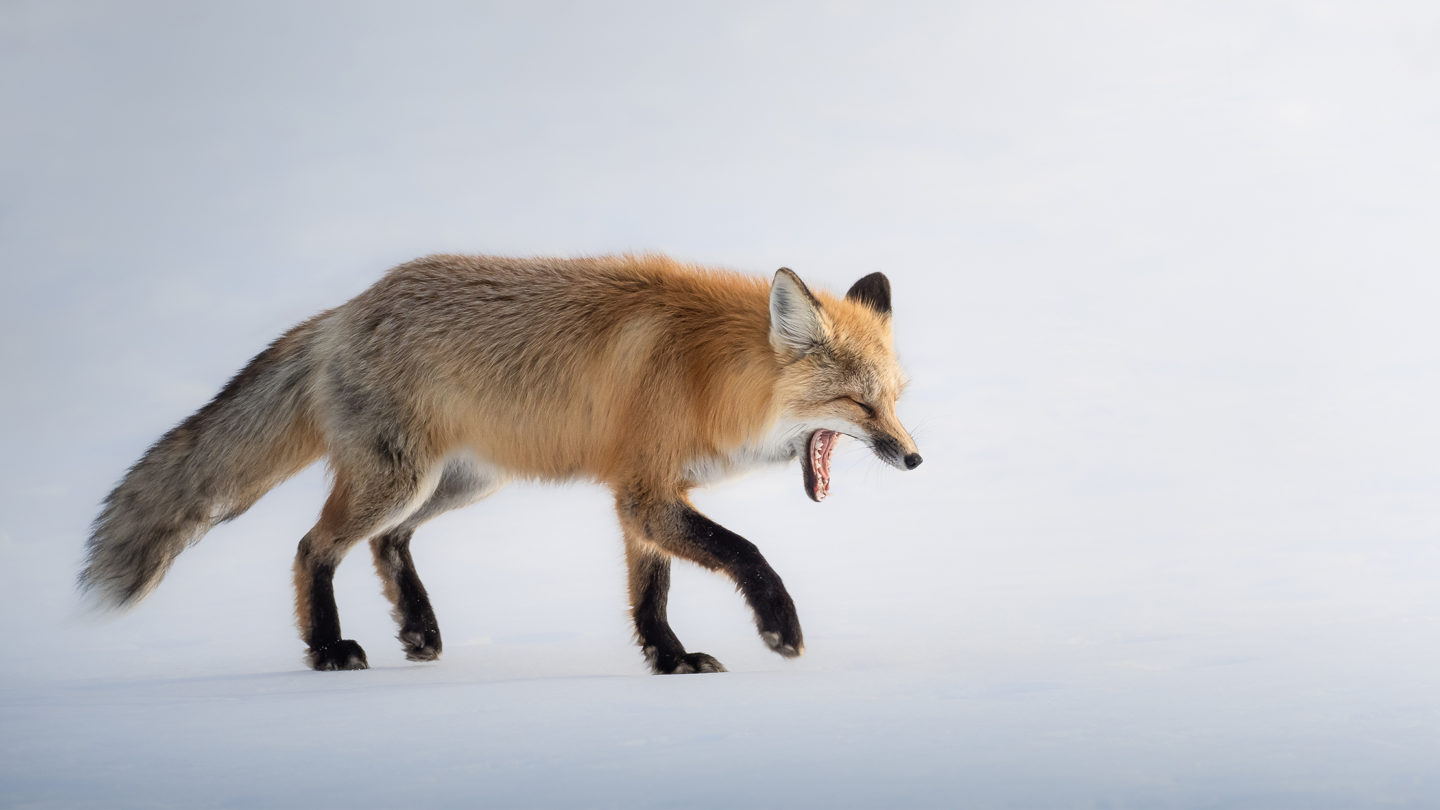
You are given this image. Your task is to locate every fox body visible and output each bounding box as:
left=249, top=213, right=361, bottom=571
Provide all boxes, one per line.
left=82, top=254, right=921, bottom=673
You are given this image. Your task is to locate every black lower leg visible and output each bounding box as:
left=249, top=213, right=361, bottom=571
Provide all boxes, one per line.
left=631, top=552, right=724, bottom=674
left=373, top=529, right=442, bottom=661
left=304, top=558, right=368, bottom=671
left=674, top=506, right=804, bottom=657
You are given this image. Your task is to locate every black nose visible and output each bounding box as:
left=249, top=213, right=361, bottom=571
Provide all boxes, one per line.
left=903, top=453, right=923, bottom=470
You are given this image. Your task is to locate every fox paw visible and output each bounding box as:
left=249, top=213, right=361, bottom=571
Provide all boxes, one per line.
left=744, top=575, right=804, bottom=658
left=400, top=627, right=442, bottom=662
left=760, top=630, right=804, bottom=658
left=646, top=647, right=727, bottom=674
left=309, top=639, right=369, bottom=671
left=670, top=652, right=727, bottom=674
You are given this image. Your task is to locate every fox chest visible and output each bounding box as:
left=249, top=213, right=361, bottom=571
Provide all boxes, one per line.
left=682, top=426, right=800, bottom=487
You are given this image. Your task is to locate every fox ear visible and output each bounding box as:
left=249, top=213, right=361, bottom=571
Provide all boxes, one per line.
left=770, top=268, right=830, bottom=357
left=845, top=272, right=891, bottom=316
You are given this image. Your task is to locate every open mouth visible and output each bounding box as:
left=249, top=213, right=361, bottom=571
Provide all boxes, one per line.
left=801, top=429, right=839, bottom=502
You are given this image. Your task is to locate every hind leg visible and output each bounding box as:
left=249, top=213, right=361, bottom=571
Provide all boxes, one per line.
left=296, top=454, right=440, bottom=671
left=370, top=457, right=505, bottom=662
left=370, top=528, right=438, bottom=661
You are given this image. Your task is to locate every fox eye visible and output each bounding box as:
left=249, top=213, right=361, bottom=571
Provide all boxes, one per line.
left=835, top=396, right=876, bottom=418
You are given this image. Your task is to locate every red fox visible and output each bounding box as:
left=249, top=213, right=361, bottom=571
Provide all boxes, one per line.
left=81, top=255, right=921, bottom=673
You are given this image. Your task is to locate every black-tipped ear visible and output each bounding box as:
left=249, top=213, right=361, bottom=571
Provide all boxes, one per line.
left=846, top=272, right=891, bottom=316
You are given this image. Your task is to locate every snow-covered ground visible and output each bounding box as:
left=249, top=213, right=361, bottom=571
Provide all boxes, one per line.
left=3, top=3, right=1438, bottom=808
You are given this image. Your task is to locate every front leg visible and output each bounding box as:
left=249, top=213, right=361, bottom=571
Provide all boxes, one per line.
left=672, top=505, right=805, bottom=657
left=619, top=488, right=804, bottom=662
left=626, top=542, right=726, bottom=674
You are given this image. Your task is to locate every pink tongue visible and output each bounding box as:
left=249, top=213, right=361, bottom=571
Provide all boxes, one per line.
left=810, top=429, right=838, bottom=501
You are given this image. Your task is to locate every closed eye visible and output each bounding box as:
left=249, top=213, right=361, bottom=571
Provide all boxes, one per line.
left=834, top=396, right=876, bottom=418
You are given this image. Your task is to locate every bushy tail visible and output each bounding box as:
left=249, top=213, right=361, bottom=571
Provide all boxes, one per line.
left=80, top=317, right=329, bottom=609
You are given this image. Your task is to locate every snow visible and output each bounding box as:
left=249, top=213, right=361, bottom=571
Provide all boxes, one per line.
left=3, top=2, right=1439, bottom=808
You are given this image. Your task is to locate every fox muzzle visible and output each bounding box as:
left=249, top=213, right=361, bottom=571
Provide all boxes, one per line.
left=868, top=433, right=920, bottom=470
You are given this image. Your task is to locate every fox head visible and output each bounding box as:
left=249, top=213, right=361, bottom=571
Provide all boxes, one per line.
left=769, top=268, right=922, bottom=502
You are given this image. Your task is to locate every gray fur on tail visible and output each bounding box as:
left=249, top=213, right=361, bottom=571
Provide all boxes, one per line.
left=80, top=318, right=327, bottom=609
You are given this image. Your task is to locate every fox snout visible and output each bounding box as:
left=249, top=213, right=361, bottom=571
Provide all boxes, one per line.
left=868, top=432, right=922, bottom=471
